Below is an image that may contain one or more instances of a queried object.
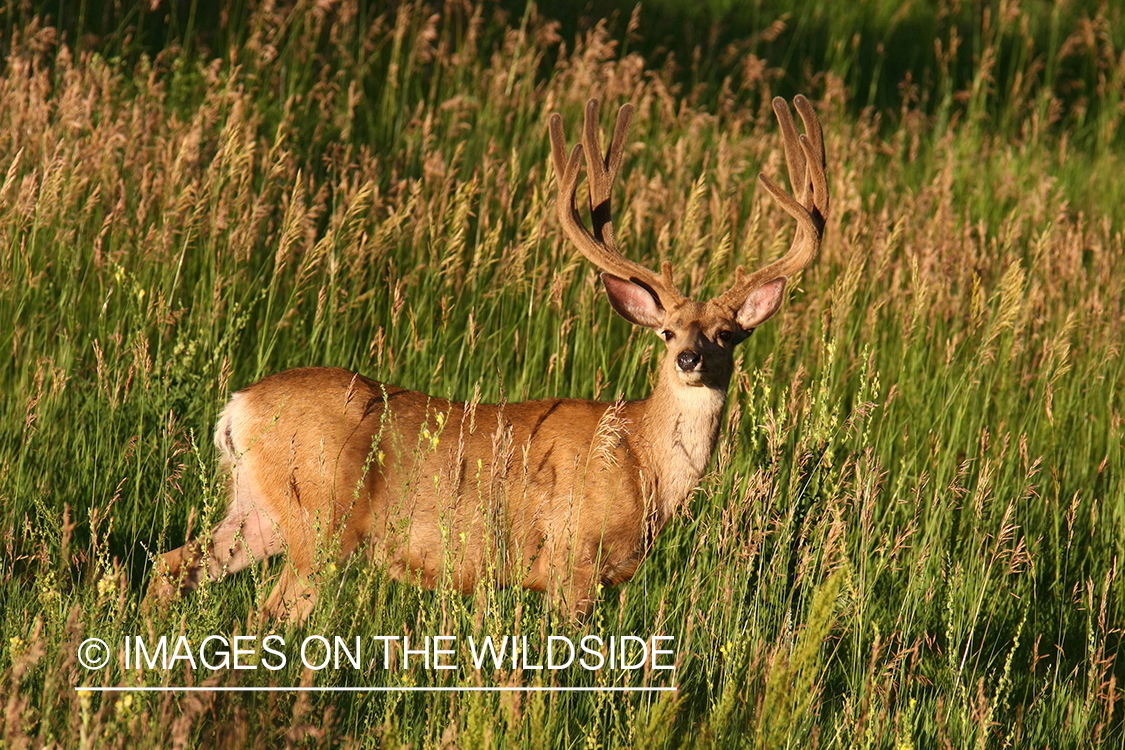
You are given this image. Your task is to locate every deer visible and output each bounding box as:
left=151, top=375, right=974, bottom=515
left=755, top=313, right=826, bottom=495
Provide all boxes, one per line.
left=146, top=96, right=828, bottom=623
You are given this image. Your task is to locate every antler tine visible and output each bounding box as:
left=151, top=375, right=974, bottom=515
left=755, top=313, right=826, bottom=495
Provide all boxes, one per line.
left=795, top=96, right=829, bottom=216
left=583, top=99, right=633, bottom=249
left=771, top=97, right=807, bottom=205
left=718, top=95, right=829, bottom=311
left=550, top=99, right=685, bottom=308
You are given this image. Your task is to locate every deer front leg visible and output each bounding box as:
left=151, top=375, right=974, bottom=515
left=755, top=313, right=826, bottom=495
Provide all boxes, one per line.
left=548, top=555, right=599, bottom=623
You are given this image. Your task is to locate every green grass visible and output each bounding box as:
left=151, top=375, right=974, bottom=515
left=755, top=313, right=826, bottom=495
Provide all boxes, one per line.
left=1, top=1, right=1123, bottom=747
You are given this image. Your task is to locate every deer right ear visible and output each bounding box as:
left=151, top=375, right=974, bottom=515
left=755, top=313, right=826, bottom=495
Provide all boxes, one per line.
left=601, top=273, right=664, bottom=329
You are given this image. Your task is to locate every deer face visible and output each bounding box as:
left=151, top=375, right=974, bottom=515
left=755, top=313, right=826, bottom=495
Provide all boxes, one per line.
left=601, top=273, right=788, bottom=390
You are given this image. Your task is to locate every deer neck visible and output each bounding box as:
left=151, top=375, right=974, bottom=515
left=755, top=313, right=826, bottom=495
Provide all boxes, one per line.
left=630, top=373, right=728, bottom=524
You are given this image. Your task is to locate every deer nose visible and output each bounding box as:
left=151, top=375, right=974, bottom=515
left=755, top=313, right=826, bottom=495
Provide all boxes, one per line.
left=676, top=350, right=701, bottom=371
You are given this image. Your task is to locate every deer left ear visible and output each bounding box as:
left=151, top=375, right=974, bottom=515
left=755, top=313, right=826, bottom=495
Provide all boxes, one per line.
left=736, top=277, right=787, bottom=331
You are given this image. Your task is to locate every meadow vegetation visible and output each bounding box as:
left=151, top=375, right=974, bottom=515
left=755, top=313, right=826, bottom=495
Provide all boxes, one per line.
left=1, top=0, right=1123, bottom=746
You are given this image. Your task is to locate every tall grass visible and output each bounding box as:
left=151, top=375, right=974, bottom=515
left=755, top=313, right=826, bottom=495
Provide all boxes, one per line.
left=1, top=1, right=1122, bottom=747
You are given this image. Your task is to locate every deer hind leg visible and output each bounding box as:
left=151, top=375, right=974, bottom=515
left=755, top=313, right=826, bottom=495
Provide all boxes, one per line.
left=147, top=448, right=284, bottom=603
left=263, top=563, right=318, bottom=623
left=260, top=471, right=372, bottom=623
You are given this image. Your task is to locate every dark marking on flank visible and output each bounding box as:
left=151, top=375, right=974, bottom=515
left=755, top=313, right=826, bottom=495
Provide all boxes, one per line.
left=528, top=400, right=564, bottom=442
left=362, top=389, right=410, bottom=421
left=535, top=443, right=557, bottom=478
left=287, top=472, right=302, bottom=507
left=457, top=458, right=468, bottom=495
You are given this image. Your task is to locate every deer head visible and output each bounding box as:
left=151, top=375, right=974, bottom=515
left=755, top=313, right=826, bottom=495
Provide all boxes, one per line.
left=548, top=97, right=829, bottom=393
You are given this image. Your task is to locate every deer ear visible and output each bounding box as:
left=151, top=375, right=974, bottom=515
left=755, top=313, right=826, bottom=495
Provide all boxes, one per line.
left=601, top=273, right=664, bottom=329
left=736, top=277, right=787, bottom=331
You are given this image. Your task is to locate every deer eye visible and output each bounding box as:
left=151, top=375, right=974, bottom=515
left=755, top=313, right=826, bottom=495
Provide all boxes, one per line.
left=718, top=329, right=733, bottom=342
left=661, top=330, right=675, bottom=342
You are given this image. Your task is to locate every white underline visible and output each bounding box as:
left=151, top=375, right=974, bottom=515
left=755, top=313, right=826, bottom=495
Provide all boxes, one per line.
left=75, top=686, right=676, bottom=693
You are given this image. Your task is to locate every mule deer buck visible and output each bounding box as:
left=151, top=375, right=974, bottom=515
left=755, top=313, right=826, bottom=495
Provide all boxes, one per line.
left=147, top=96, right=828, bottom=622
